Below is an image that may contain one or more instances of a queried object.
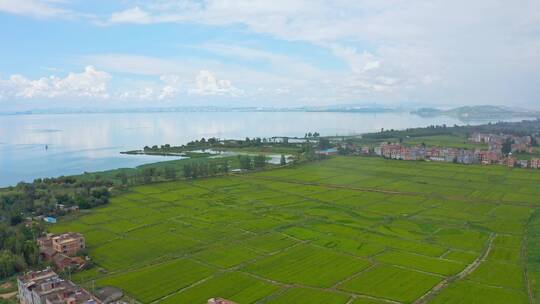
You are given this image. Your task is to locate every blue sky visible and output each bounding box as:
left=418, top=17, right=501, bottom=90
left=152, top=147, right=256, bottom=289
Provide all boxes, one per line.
left=1, top=0, right=539, bottom=110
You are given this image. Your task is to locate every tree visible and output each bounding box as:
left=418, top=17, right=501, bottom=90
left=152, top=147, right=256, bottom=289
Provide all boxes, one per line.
left=318, top=138, right=331, bottom=149
left=142, top=168, right=156, bottom=183
left=221, top=160, right=229, bottom=173
left=183, top=163, right=193, bottom=178
left=253, top=155, right=267, bottom=169
left=238, top=155, right=252, bottom=170
left=209, top=162, right=218, bottom=175
left=532, top=136, right=539, bottom=147
left=164, top=167, right=177, bottom=180
left=116, top=173, right=128, bottom=186
left=280, top=154, right=286, bottom=166
left=22, top=240, right=39, bottom=266
left=502, top=138, right=513, bottom=155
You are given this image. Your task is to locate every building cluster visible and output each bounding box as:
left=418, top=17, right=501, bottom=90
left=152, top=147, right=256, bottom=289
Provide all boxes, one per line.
left=37, top=233, right=87, bottom=271
left=364, top=132, right=540, bottom=169
left=17, top=268, right=100, bottom=304
left=468, top=132, right=537, bottom=154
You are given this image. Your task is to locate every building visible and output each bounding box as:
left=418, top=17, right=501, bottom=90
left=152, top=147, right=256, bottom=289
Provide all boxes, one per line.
left=517, top=160, right=529, bottom=168
left=56, top=204, right=79, bottom=213
left=37, top=233, right=86, bottom=271
left=457, top=149, right=476, bottom=164
left=17, top=268, right=100, bottom=304
left=504, top=156, right=517, bottom=168
left=469, top=133, right=491, bottom=143
left=531, top=158, right=540, bottom=169
left=475, top=150, right=501, bottom=164
left=43, top=217, right=57, bottom=224
left=360, top=146, right=371, bottom=155
left=38, top=233, right=85, bottom=257
left=316, top=148, right=338, bottom=156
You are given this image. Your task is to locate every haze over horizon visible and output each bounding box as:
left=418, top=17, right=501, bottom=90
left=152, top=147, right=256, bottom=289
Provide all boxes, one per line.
left=1, top=1, right=539, bottom=111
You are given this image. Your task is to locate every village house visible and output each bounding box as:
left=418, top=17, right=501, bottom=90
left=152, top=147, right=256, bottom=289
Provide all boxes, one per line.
left=316, top=147, right=338, bottom=156
left=504, top=156, right=517, bottom=168
left=469, top=132, right=491, bottom=143
left=444, top=148, right=458, bottom=162
left=456, top=149, right=476, bottom=164
left=511, top=143, right=528, bottom=153
left=361, top=146, right=371, bottom=155
left=530, top=158, right=540, bottom=169
left=37, top=233, right=86, bottom=271
left=475, top=150, right=502, bottom=164
left=517, top=159, right=529, bottom=168
left=372, top=137, right=535, bottom=170
left=17, top=268, right=100, bottom=304
left=426, top=147, right=445, bottom=162
left=38, top=233, right=85, bottom=257
left=55, top=204, right=79, bottom=213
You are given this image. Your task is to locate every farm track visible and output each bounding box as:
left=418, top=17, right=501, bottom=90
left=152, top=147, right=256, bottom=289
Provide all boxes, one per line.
left=412, top=233, right=496, bottom=304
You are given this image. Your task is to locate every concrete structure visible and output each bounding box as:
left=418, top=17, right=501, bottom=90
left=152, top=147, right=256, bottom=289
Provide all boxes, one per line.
left=208, top=298, right=237, bottom=304
left=38, top=233, right=85, bottom=257
left=37, top=233, right=86, bottom=271
left=531, top=158, right=540, bottom=169
left=52, top=233, right=85, bottom=256
left=316, top=148, right=338, bottom=156
left=17, top=268, right=100, bottom=304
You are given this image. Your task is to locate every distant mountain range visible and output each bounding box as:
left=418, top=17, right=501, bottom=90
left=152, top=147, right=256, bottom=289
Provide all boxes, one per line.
left=412, top=105, right=540, bottom=120
left=2, top=105, right=538, bottom=120
left=0, top=104, right=400, bottom=115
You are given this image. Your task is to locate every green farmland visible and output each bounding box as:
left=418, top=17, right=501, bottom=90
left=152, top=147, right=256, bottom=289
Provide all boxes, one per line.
left=50, top=157, right=540, bottom=304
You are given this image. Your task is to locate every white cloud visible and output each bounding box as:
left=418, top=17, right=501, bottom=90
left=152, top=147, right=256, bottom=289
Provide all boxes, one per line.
left=3, top=0, right=539, bottom=106
left=101, top=0, right=540, bottom=106
left=191, top=70, right=242, bottom=96
left=0, top=66, right=111, bottom=99
left=116, top=74, right=182, bottom=101
left=0, top=0, right=73, bottom=19
left=108, top=6, right=152, bottom=24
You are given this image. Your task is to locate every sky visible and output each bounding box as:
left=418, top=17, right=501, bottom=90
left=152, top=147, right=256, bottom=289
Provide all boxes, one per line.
left=0, top=0, right=539, bottom=110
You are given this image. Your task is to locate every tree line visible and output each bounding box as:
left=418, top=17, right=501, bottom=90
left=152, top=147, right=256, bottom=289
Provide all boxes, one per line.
left=0, top=223, right=42, bottom=279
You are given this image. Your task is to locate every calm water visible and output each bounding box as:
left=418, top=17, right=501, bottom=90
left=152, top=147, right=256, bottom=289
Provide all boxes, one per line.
left=0, top=111, right=498, bottom=186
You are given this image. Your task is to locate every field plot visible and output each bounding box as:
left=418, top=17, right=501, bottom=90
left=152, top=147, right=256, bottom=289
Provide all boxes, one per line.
left=338, top=264, right=442, bottom=303
left=50, top=157, right=540, bottom=303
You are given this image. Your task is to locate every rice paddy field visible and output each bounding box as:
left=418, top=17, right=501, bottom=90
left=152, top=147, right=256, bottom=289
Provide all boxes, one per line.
left=50, top=156, right=540, bottom=304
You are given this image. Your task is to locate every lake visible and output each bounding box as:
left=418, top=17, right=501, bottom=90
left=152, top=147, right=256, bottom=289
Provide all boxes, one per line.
left=0, top=111, right=505, bottom=186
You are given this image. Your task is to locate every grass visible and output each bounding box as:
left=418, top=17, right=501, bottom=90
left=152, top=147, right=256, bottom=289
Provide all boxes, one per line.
left=158, top=272, right=279, bottom=304
left=338, top=264, right=443, bottom=303
left=49, top=156, right=540, bottom=303
left=96, top=259, right=213, bottom=303
left=267, top=288, right=351, bottom=304
left=430, top=280, right=529, bottom=304
left=244, top=244, right=371, bottom=288
left=403, top=134, right=487, bottom=149
left=374, top=250, right=465, bottom=276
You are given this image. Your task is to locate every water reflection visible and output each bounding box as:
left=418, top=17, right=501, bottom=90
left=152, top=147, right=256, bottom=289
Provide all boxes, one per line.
left=0, top=112, right=497, bottom=186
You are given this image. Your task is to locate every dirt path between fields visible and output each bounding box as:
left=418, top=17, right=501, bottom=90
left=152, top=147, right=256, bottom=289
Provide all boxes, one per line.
left=0, top=291, right=17, bottom=299
left=412, top=233, right=495, bottom=304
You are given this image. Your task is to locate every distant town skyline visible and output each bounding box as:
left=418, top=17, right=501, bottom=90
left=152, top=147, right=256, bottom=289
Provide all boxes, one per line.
left=1, top=0, right=539, bottom=110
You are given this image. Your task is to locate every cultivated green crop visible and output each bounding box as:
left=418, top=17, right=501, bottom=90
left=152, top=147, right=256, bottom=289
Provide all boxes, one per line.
left=50, top=156, right=540, bottom=303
